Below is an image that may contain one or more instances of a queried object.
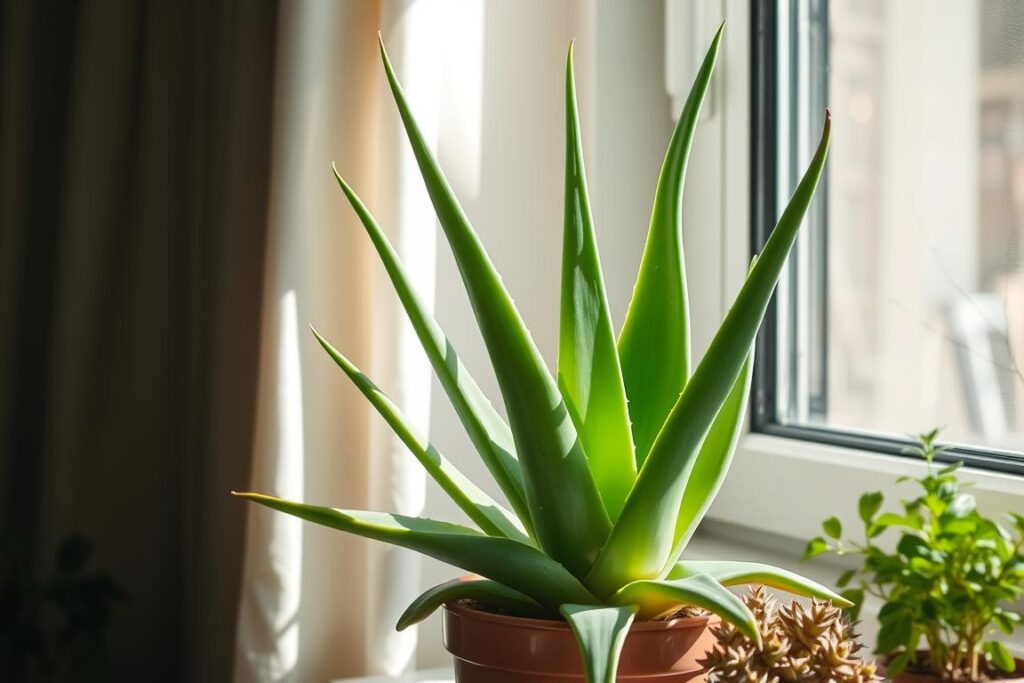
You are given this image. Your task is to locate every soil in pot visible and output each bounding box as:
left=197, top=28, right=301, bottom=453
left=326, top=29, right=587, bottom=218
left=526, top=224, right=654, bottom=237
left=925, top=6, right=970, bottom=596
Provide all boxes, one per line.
left=886, top=651, right=1024, bottom=683
left=442, top=600, right=720, bottom=682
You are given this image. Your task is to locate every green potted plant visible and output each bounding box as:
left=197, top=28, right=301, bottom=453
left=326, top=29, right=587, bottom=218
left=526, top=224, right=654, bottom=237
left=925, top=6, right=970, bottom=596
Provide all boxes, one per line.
left=237, top=26, right=840, bottom=682
left=806, top=430, right=1024, bottom=682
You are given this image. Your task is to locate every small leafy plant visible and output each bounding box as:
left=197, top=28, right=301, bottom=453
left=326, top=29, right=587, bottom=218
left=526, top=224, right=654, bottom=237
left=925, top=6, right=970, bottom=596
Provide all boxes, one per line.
left=0, top=534, right=125, bottom=682
left=805, top=430, right=1024, bottom=681
left=702, top=586, right=881, bottom=683
left=237, top=26, right=838, bottom=683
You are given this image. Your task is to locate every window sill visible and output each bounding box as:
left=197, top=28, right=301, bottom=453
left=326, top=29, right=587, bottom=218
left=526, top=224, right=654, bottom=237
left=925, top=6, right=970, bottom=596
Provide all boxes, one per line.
left=708, top=432, right=1023, bottom=544
left=335, top=668, right=453, bottom=683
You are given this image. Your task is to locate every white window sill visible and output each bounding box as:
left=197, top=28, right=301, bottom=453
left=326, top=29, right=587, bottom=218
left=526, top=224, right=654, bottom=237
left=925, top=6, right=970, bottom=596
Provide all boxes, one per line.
left=335, top=668, right=453, bottom=683
left=708, top=432, right=1023, bottom=542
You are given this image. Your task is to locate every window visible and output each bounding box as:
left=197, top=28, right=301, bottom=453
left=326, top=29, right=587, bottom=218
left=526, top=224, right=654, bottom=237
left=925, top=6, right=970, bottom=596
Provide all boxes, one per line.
left=752, top=0, right=1024, bottom=474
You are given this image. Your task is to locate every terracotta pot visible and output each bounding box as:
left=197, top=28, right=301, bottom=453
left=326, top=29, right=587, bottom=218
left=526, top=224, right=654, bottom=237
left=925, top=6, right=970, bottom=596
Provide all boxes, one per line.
left=442, top=601, right=720, bottom=682
left=884, top=652, right=1024, bottom=683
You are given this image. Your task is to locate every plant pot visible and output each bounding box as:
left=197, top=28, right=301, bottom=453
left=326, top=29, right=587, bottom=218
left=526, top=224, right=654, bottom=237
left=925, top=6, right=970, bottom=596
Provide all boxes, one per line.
left=884, top=651, right=1024, bottom=683
left=442, top=601, right=720, bottom=682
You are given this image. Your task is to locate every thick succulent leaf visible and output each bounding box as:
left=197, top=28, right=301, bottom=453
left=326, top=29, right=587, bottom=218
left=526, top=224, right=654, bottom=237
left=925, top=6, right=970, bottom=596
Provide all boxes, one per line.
left=610, top=573, right=760, bottom=644
left=233, top=493, right=598, bottom=608
left=379, top=37, right=611, bottom=577
left=560, top=604, right=637, bottom=683
left=558, top=43, right=636, bottom=520
left=311, top=329, right=530, bottom=544
left=397, top=577, right=543, bottom=630
left=330, top=170, right=531, bottom=533
left=666, top=348, right=753, bottom=562
left=668, top=560, right=852, bottom=606
left=617, top=24, right=724, bottom=467
left=586, top=113, right=831, bottom=598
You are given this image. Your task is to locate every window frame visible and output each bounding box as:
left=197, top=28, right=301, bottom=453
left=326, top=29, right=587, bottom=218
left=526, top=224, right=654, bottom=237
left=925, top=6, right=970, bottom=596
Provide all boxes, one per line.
left=748, top=0, right=1024, bottom=478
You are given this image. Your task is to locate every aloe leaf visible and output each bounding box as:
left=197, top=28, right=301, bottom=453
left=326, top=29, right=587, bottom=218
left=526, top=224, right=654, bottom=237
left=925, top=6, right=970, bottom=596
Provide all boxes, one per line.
left=234, top=492, right=599, bottom=608
left=586, top=113, right=830, bottom=598
left=310, top=328, right=530, bottom=544
left=330, top=169, right=531, bottom=532
left=617, top=24, right=724, bottom=467
left=666, top=348, right=753, bottom=561
left=668, top=560, right=852, bottom=606
left=609, top=573, right=760, bottom=644
left=558, top=43, right=636, bottom=520
left=379, top=37, right=611, bottom=577
left=397, top=577, right=544, bottom=631
left=560, top=604, right=637, bottom=683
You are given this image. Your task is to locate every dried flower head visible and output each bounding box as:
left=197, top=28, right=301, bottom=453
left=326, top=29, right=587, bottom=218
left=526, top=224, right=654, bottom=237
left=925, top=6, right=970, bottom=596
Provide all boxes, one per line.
left=702, top=586, right=880, bottom=683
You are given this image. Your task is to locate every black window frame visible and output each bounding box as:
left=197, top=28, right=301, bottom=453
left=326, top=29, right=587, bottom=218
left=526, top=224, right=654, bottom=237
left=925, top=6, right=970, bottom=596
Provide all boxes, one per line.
left=749, top=0, right=1024, bottom=477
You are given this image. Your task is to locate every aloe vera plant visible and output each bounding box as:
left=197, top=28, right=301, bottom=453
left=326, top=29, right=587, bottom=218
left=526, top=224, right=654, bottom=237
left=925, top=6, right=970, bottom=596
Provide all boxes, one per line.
left=236, top=26, right=843, bottom=683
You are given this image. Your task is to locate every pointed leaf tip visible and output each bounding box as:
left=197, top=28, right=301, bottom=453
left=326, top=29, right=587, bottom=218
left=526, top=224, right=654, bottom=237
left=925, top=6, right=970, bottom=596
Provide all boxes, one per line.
left=610, top=574, right=760, bottom=646
left=617, top=24, right=723, bottom=468
left=589, top=88, right=830, bottom=596
left=381, top=37, right=612, bottom=574
left=312, top=329, right=530, bottom=543
left=397, top=578, right=542, bottom=631
left=559, top=28, right=637, bottom=519
left=240, top=494, right=596, bottom=607
left=670, top=560, right=851, bottom=607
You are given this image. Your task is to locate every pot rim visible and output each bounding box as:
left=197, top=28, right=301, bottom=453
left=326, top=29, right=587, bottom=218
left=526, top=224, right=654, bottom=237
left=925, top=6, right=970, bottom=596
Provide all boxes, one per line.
left=444, top=599, right=721, bottom=632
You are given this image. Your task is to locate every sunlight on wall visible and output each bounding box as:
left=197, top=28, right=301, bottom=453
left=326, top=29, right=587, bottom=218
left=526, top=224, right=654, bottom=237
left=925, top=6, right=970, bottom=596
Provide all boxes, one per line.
left=272, top=289, right=305, bottom=678
left=235, top=288, right=304, bottom=680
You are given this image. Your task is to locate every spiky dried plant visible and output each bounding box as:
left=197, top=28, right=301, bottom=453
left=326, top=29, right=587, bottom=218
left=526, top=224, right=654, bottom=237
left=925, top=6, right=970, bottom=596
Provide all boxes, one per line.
left=702, top=586, right=881, bottom=683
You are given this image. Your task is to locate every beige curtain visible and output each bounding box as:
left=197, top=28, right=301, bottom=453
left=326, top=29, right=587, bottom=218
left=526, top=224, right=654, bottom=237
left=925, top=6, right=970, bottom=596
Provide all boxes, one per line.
left=234, top=1, right=456, bottom=679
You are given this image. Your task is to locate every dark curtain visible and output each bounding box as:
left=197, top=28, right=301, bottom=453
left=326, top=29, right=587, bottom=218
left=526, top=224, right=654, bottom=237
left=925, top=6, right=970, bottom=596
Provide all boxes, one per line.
left=0, top=0, right=279, bottom=679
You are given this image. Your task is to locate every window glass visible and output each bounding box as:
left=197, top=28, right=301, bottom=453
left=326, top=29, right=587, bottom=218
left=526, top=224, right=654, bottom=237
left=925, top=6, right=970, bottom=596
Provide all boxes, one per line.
left=758, top=0, right=1024, bottom=465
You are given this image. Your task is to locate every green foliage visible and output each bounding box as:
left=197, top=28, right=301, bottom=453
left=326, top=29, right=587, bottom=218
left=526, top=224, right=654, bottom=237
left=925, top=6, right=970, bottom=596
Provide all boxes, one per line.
left=669, top=560, right=853, bottom=607
left=379, top=31, right=611, bottom=579
left=558, top=41, right=637, bottom=520
left=331, top=168, right=532, bottom=531
left=806, top=430, right=1024, bottom=682
left=311, top=328, right=530, bottom=544
left=610, top=573, right=762, bottom=643
left=397, top=578, right=543, bottom=630
left=239, top=25, right=836, bottom=683
left=616, top=21, right=721, bottom=468
left=561, top=604, right=637, bottom=683
left=0, top=534, right=125, bottom=682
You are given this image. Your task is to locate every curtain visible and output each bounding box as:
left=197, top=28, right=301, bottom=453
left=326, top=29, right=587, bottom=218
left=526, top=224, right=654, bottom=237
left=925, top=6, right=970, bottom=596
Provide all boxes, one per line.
left=0, top=0, right=456, bottom=679
left=0, top=0, right=278, bottom=680
left=234, top=0, right=458, bottom=679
